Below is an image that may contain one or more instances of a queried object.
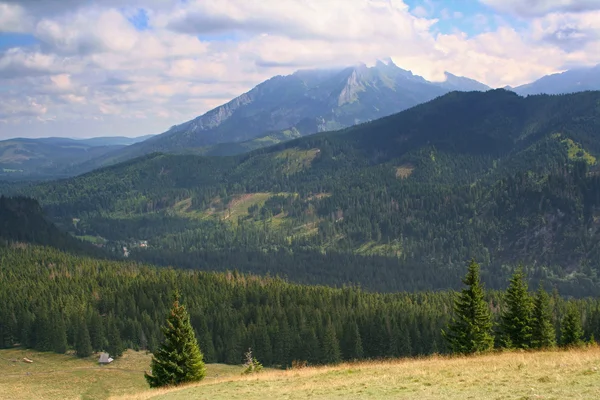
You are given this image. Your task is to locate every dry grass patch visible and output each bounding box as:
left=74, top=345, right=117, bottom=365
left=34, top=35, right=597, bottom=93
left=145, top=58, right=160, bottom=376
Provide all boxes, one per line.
left=395, top=164, right=414, bottom=179
left=116, top=347, right=600, bottom=400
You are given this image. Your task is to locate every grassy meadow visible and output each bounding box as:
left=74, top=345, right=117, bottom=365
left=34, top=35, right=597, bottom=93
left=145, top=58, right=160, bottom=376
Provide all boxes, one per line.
left=3, top=347, right=599, bottom=400
left=0, top=349, right=242, bottom=400
left=119, top=347, right=600, bottom=400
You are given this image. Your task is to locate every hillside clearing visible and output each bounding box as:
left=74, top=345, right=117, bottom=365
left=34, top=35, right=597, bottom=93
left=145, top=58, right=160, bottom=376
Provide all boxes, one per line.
left=395, top=164, right=414, bottom=179
left=274, top=148, right=320, bottom=174
left=116, top=347, right=600, bottom=400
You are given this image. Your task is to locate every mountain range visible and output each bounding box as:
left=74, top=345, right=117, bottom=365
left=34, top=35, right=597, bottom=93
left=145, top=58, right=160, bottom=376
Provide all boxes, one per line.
left=86, top=59, right=490, bottom=165
left=7, top=89, right=600, bottom=295
left=3, top=62, right=600, bottom=180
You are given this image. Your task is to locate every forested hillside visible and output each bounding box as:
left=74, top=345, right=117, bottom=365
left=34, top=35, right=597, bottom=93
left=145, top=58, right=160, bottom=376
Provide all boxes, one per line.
left=0, top=196, right=104, bottom=257
left=1, top=245, right=600, bottom=366
left=7, top=90, right=600, bottom=294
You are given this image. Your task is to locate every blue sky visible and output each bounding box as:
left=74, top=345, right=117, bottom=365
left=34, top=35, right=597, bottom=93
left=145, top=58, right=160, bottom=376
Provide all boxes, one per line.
left=1, top=0, right=599, bottom=139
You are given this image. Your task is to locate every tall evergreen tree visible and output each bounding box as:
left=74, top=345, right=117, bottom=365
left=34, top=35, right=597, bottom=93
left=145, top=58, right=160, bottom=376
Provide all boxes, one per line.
left=321, top=321, right=341, bottom=364
left=197, top=319, right=216, bottom=364
left=89, top=312, right=105, bottom=352
left=500, top=267, right=533, bottom=349
left=443, top=259, right=494, bottom=354
left=145, top=292, right=206, bottom=388
left=531, top=284, right=556, bottom=349
left=341, top=320, right=363, bottom=361
left=561, top=304, right=584, bottom=347
left=106, top=316, right=125, bottom=358
left=75, top=320, right=93, bottom=358
left=298, top=326, right=320, bottom=365
left=34, top=313, right=52, bottom=352
left=51, top=313, right=68, bottom=354
left=398, top=324, right=412, bottom=357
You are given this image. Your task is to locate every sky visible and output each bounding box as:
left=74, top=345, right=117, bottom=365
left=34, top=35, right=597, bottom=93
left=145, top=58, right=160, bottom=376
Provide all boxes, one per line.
left=1, top=0, right=600, bottom=139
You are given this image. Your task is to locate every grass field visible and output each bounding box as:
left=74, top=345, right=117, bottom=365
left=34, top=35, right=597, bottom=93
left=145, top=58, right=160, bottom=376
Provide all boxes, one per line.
left=0, top=349, right=242, bottom=400
left=2, top=347, right=600, bottom=400
left=117, top=347, right=600, bottom=400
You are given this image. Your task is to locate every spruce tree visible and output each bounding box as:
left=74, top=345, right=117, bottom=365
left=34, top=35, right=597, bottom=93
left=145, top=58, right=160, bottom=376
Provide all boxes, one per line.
left=561, top=304, right=584, bottom=348
left=106, top=317, right=124, bottom=358
left=75, top=320, right=93, bottom=358
left=145, top=292, right=206, bottom=388
left=500, top=267, right=533, bottom=349
left=443, top=259, right=494, bottom=354
left=51, top=313, right=68, bottom=354
left=531, top=284, right=556, bottom=349
left=89, top=312, right=105, bottom=352
left=321, top=321, right=341, bottom=364
left=398, top=324, right=413, bottom=357
left=342, top=320, right=363, bottom=360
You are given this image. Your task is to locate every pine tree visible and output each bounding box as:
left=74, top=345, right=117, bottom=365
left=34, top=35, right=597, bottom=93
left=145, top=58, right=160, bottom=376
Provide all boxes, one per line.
left=89, top=312, right=105, bottom=352
left=106, top=317, right=125, bottom=358
left=398, top=323, right=412, bottom=357
left=442, top=259, right=494, bottom=354
left=51, top=313, right=68, bottom=354
left=500, top=267, right=533, bottom=349
left=298, top=326, right=320, bottom=365
left=34, top=313, right=52, bottom=352
left=145, top=292, right=206, bottom=388
left=341, top=320, right=363, bottom=360
left=561, top=304, right=584, bottom=348
left=321, top=321, right=341, bottom=364
left=197, top=320, right=216, bottom=364
left=531, top=284, right=556, bottom=349
left=75, top=319, right=93, bottom=358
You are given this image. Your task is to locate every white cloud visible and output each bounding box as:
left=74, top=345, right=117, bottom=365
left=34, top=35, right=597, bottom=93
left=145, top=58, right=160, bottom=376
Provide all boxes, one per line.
left=1, top=0, right=600, bottom=138
left=35, top=9, right=139, bottom=55
left=481, top=0, right=600, bottom=17
left=0, top=3, right=33, bottom=33
left=412, top=6, right=429, bottom=18
left=0, top=96, right=48, bottom=121
left=0, top=48, right=77, bottom=78
left=530, top=10, right=600, bottom=51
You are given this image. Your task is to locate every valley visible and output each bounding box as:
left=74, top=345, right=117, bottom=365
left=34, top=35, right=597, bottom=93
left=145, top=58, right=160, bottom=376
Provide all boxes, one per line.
left=6, top=89, right=600, bottom=295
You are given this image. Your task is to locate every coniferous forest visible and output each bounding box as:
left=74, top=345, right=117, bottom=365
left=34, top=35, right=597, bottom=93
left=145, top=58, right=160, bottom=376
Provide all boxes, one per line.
left=1, top=243, right=600, bottom=367
left=2, top=90, right=600, bottom=368
left=4, top=91, right=600, bottom=296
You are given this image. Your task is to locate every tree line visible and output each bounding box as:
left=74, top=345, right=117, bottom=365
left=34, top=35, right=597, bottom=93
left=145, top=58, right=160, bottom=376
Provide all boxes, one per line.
left=444, top=260, right=587, bottom=354
left=1, top=244, right=599, bottom=368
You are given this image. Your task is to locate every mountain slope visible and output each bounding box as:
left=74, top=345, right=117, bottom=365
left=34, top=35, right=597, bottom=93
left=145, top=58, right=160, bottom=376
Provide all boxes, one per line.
left=99, top=60, right=489, bottom=163
left=12, top=90, right=600, bottom=294
left=0, top=196, right=105, bottom=256
left=513, top=64, right=600, bottom=95
left=0, top=136, right=155, bottom=180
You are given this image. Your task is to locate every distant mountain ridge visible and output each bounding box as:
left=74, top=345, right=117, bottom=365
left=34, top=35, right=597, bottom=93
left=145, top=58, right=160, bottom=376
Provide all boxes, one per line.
left=7, top=61, right=600, bottom=178
left=512, top=64, right=600, bottom=96
left=0, top=135, right=154, bottom=180
left=100, top=59, right=490, bottom=163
